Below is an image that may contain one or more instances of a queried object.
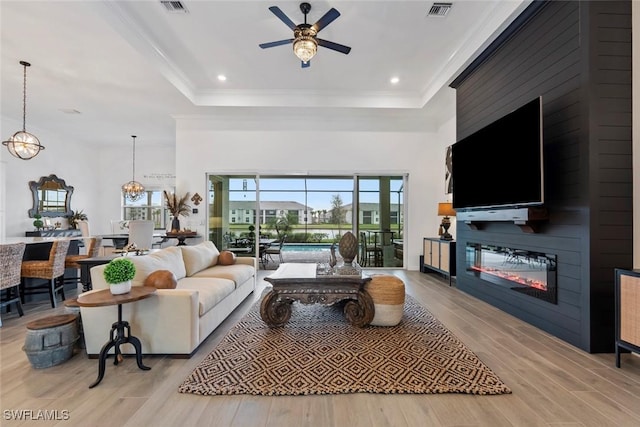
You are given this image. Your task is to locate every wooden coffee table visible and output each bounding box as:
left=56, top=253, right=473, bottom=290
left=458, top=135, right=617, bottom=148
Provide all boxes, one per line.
left=261, top=263, right=374, bottom=327
left=76, top=286, right=156, bottom=388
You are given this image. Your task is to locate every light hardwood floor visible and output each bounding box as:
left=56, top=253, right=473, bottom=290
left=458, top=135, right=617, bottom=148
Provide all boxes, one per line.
left=2, top=270, right=640, bottom=427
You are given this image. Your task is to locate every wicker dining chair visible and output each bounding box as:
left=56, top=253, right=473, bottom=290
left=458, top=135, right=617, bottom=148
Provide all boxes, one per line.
left=20, top=240, right=70, bottom=308
left=64, top=237, right=102, bottom=287
left=1, top=242, right=26, bottom=326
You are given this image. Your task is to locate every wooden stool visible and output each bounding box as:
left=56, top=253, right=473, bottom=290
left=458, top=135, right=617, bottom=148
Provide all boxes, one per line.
left=24, top=314, right=78, bottom=368
left=364, top=275, right=405, bottom=326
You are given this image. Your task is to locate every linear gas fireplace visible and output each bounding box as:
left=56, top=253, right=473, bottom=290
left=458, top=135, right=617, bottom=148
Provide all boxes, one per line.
left=466, top=243, right=557, bottom=304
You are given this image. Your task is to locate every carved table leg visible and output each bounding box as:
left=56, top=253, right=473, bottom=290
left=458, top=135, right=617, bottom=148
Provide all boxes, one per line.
left=260, top=291, right=292, bottom=326
left=343, top=290, right=375, bottom=327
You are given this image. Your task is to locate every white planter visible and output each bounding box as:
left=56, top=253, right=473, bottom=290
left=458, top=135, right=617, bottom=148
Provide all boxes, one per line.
left=110, top=280, right=132, bottom=295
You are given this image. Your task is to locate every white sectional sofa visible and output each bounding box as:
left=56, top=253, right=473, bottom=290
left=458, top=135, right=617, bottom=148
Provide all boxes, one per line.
left=80, top=242, right=256, bottom=358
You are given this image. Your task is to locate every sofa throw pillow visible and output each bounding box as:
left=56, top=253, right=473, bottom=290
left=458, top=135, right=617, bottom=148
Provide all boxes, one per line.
left=218, top=250, right=237, bottom=265
left=144, top=270, right=178, bottom=289
left=131, top=246, right=186, bottom=287
left=181, top=241, right=220, bottom=276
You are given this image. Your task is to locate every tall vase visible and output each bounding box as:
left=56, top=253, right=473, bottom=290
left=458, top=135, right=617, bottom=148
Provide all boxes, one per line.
left=171, top=217, right=180, bottom=232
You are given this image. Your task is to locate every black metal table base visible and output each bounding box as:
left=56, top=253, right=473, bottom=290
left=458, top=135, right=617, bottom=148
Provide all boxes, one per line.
left=89, top=304, right=150, bottom=388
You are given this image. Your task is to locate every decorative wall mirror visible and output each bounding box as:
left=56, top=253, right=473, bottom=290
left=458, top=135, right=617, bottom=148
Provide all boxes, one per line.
left=28, top=174, right=74, bottom=218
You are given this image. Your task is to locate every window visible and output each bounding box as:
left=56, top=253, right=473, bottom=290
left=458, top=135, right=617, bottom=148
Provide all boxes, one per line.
left=208, top=174, right=405, bottom=267
left=122, top=190, right=166, bottom=229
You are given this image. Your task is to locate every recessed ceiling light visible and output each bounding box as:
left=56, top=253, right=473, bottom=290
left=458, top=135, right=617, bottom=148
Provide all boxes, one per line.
left=217, top=75, right=227, bottom=82
left=390, top=77, right=400, bottom=84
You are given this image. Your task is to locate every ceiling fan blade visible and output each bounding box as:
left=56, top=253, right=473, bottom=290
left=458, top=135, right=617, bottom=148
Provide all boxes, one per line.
left=317, top=39, right=351, bottom=54
left=268, top=6, right=297, bottom=30
left=259, top=39, right=294, bottom=49
left=301, top=61, right=311, bottom=68
left=312, top=8, right=340, bottom=32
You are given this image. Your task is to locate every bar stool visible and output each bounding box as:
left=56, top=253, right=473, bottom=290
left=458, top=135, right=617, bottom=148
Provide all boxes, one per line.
left=64, top=237, right=102, bottom=290
left=0, top=242, right=26, bottom=326
left=20, top=240, right=70, bottom=308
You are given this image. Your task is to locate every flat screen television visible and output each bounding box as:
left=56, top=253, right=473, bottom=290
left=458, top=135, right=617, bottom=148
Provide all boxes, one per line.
left=452, top=96, right=543, bottom=211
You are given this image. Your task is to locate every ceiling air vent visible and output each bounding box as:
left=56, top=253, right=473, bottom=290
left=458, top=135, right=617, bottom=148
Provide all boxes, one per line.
left=427, top=2, right=452, bottom=17
left=160, top=1, right=188, bottom=13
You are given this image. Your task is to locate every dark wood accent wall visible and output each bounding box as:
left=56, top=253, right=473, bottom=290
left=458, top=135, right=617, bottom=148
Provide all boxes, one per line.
left=449, top=1, right=632, bottom=352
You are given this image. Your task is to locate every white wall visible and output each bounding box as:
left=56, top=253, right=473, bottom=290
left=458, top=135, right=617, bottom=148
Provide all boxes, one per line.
left=91, top=144, right=175, bottom=235
left=0, top=115, right=175, bottom=238
left=436, top=114, right=458, bottom=239
left=0, top=117, right=101, bottom=237
left=175, top=107, right=457, bottom=271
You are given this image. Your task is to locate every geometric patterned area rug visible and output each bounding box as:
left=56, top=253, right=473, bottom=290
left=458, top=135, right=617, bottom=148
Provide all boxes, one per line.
left=178, top=295, right=511, bottom=396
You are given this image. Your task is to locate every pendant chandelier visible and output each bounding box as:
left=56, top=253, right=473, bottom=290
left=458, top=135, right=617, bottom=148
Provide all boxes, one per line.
left=122, top=135, right=145, bottom=201
left=2, top=61, right=45, bottom=160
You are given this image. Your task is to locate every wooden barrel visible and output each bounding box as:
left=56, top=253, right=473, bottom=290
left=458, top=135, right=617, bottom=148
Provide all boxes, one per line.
left=23, top=314, right=78, bottom=368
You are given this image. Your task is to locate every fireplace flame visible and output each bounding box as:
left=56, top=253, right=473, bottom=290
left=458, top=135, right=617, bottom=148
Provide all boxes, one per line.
left=471, top=266, right=547, bottom=291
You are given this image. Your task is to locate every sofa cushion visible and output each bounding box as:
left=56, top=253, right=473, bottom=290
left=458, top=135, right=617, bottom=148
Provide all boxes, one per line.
left=131, top=247, right=186, bottom=286
left=144, top=270, right=178, bottom=289
left=181, top=241, right=220, bottom=276
left=191, top=264, right=254, bottom=289
left=177, top=277, right=235, bottom=316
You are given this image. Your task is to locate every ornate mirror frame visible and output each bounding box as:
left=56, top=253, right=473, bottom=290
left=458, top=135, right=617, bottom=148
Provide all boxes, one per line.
left=28, top=174, right=74, bottom=218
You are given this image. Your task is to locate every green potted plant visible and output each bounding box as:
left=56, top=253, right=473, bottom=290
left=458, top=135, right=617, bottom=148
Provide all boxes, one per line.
left=32, top=213, right=44, bottom=230
left=67, top=209, right=88, bottom=229
left=103, top=257, right=136, bottom=295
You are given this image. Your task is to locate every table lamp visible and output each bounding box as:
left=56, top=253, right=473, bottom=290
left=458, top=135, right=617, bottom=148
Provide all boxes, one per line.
left=437, top=202, right=456, bottom=241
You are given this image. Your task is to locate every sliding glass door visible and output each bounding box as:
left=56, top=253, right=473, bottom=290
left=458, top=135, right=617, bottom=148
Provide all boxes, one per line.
left=208, top=175, right=257, bottom=252
left=357, top=176, right=404, bottom=267
left=207, top=174, right=405, bottom=267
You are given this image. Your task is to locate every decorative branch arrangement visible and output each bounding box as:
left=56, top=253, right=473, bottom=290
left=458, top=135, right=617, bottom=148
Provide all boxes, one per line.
left=164, top=191, right=192, bottom=218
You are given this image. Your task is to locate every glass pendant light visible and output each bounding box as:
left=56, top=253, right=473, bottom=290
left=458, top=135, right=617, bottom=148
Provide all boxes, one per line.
left=121, top=135, right=145, bottom=201
left=2, top=61, right=45, bottom=160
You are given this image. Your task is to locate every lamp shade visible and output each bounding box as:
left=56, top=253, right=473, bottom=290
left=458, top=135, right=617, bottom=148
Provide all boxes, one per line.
left=437, top=202, right=456, bottom=217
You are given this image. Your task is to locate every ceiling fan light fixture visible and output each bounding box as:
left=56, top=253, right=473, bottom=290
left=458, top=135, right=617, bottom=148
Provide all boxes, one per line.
left=2, top=61, right=44, bottom=160
left=293, top=36, right=317, bottom=63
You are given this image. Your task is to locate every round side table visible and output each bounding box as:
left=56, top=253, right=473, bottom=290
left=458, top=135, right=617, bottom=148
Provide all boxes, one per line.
left=77, top=286, right=156, bottom=388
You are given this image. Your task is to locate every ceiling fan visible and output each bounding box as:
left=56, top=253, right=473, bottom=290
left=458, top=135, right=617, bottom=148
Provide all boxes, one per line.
left=259, top=2, right=351, bottom=68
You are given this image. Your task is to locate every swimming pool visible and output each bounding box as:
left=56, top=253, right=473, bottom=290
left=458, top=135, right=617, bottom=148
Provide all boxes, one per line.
left=282, top=244, right=333, bottom=252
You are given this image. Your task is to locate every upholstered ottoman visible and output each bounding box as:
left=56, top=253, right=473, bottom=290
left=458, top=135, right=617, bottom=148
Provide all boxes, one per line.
left=364, top=274, right=405, bottom=326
